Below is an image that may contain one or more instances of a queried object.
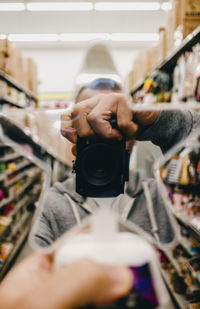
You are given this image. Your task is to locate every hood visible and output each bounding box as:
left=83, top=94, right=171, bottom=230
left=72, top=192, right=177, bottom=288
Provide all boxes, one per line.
left=52, top=175, right=86, bottom=204
left=52, top=170, right=146, bottom=203
left=125, top=170, right=147, bottom=197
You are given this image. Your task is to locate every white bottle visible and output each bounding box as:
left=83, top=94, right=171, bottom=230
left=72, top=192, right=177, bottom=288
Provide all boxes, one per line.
left=54, top=208, right=169, bottom=308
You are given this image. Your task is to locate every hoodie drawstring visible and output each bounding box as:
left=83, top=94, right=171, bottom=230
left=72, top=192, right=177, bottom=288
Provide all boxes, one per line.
left=64, top=193, right=81, bottom=226
left=142, top=181, right=160, bottom=243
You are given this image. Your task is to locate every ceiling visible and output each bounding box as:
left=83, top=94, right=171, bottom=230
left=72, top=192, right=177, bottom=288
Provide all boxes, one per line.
left=0, top=1, right=167, bottom=48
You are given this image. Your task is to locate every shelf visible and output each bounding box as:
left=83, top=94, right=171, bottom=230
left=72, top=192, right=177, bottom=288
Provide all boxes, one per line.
left=0, top=167, right=41, bottom=209
left=0, top=152, right=21, bottom=162
left=10, top=211, right=31, bottom=239
left=0, top=116, right=69, bottom=167
left=3, top=164, right=36, bottom=187
left=3, top=164, right=38, bottom=186
left=9, top=186, right=41, bottom=218
left=0, top=195, right=13, bottom=209
left=130, top=26, right=200, bottom=96
left=0, top=223, right=31, bottom=280
left=164, top=182, right=200, bottom=192
left=187, top=264, right=200, bottom=288
left=173, top=211, right=200, bottom=247
left=130, top=102, right=200, bottom=111
left=9, top=195, right=30, bottom=217
left=179, top=236, right=198, bottom=257
left=17, top=168, right=41, bottom=196
left=0, top=96, right=25, bottom=108
left=161, top=269, right=189, bottom=309
left=0, top=159, right=31, bottom=181
left=4, top=170, right=28, bottom=187
left=164, top=250, right=182, bottom=275
left=0, top=69, right=37, bottom=102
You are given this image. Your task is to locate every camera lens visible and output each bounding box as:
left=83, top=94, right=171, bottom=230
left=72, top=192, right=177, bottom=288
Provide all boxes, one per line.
left=81, top=144, right=118, bottom=186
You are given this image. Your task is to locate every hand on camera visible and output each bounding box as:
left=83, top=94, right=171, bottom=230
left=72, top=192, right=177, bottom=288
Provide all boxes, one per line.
left=61, top=93, right=160, bottom=144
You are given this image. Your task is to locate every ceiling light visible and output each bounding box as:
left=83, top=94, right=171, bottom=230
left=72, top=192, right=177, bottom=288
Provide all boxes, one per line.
left=0, top=2, right=25, bottom=11
left=95, top=2, right=160, bottom=11
left=60, top=33, right=110, bottom=41
left=161, top=1, right=172, bottom=11
left=111, top=33, right=159, bottom=41
left=6, top=33, right=159, bottom=43
left=8, top=34, right=59, bottom=42
left=27, top=2, right=93, bottom=11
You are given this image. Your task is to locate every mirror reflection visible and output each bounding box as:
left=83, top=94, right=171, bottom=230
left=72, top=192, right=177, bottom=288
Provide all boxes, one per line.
left=30, top=43, right=200, bottom=251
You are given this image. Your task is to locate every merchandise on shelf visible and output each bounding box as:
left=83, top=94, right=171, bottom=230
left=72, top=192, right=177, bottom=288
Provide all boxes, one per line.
left=131, top=41, right=200, bottom=104
left=159, top=225, right=200, bottom=307
left=133, top=70, right=171, bottom=104
left=158, top=137, right=200, bottom=230
left=0, top=149, right=43, bottom=279
left=172, top=44, right=200, bottom=102
left=0, top=38, right=38, bottom=96
left=0, top=242, right=13, bottom=269
left=156, top=130, right=200, bottom=307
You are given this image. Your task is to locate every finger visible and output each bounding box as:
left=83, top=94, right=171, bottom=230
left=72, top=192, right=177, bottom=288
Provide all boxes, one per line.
left=72, top=98, right=98, bottom=138
left=25, top=259, right=133, bottom=309
left=60, top=113, right=77, bottom=143
left=71, top=144, right=77, bottom=157
left=116, top=95, right=138, bottom=139
left=87, top=94, right=122, bottom=140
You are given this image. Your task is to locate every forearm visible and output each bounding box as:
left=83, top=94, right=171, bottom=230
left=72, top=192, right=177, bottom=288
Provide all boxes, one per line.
left=137, top=110, right=199, bottom=153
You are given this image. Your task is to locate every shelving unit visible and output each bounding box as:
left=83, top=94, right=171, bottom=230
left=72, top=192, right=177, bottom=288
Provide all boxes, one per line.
left=173, top=212, right=200, bottom=247
left=0, top=96, right=25, bottom=108
left=0, top=152, right=21, bottom=162
left=130, top=26, right=200, bottom=112
left=161, top=269, right=189, bottom=309
left=0, top=222, right=31, bottom=280
left=131, top=26, right=200, bottom=97
left=0, top=69, right=37, bottom=103
left=0, top=159, right=31, bottom=181
left=156, top=130, right=200, bottom=308
left=0, top=108, right=70, bottom=279
left=0, top=115, right=69, bottom=167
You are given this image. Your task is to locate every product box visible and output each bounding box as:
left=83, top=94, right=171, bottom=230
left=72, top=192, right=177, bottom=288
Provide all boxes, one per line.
left=180, top=0, right=200, bottom=21
left=0, top=52, right=5, bottom=71
left=173, top=0, right=200, bottom=44
left=0, top=38, right=13, bottom=57
left=26, top=58, right=38, bottom=95
left=174, top=19, right=200, bottom=44
left=0, top=80, right=7, bottom=97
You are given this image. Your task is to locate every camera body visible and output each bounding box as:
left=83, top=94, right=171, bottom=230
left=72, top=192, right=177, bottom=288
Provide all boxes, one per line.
left=73, top=133, right=129, bottom=197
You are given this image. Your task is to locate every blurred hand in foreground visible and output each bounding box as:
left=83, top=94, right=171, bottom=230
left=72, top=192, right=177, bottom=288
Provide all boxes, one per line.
left=0, top=251, right=133, bottom=309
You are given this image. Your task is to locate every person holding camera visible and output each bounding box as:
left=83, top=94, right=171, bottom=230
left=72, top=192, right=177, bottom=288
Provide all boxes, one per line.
left=33, top=78, right=200, bottom=248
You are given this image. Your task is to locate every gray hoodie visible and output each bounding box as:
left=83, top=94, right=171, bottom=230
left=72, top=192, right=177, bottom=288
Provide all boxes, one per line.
left=34, top=171, right=176, bottom=247
left=33, top=109, right=200, bottom=247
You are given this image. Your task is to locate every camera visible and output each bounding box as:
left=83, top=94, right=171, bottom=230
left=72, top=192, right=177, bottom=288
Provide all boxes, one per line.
left=72, top=118, right=130, bottom=197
